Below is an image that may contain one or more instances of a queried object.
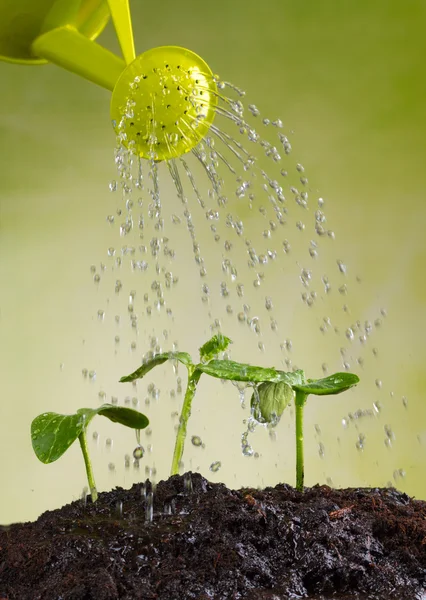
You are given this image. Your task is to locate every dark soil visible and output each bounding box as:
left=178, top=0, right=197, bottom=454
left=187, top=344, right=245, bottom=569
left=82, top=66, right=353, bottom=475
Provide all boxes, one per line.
left=1, top=473, right=425, bottom=600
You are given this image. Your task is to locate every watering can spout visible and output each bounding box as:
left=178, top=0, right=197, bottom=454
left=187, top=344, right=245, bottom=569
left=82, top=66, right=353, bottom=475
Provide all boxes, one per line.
left=32, top=25, right=124, bottom=91
left=32, top=0, right=135, bottom=91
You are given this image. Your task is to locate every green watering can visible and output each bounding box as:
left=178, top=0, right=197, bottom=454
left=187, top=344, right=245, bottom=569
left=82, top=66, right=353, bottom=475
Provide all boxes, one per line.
left=0, top=0, right=217, bottom=160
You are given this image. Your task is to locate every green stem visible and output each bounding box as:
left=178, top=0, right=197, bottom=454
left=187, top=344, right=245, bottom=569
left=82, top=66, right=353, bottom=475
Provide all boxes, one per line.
left=295, top=391, right=308, bottom=492
left=78, top=430, right=98, bottom=502
left=171, top=368, right=201, bottom=475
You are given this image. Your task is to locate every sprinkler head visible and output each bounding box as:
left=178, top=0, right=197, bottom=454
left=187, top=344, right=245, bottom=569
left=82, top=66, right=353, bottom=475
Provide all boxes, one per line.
left=110, top=46, right=218, bottom=161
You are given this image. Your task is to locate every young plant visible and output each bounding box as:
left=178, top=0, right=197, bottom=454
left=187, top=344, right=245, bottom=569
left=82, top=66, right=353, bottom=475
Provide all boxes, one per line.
left=31, top=404, right=149, bottom=501
left=251, top=373, right=359, bottom=491
left=120, top=333, right=359, bottom=487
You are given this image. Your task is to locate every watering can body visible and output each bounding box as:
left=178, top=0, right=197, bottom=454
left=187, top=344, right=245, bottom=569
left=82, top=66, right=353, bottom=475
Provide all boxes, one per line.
left=0, top=0, right=110, bottom=64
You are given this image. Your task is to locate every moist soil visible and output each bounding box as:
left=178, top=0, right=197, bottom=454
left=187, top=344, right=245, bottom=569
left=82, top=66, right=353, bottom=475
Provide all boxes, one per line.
left=1, top=473, right=425, bottom=600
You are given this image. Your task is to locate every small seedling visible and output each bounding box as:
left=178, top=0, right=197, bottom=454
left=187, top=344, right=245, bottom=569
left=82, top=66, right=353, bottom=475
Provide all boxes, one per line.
left=251, top=373, right=359, bottom=491
left=31, top=404, right=149, bottom=501
left=120, top=333, right=359, bottom=488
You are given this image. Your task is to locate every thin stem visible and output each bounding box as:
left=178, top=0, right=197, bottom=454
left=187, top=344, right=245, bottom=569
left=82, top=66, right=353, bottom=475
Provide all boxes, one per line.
left=295, top=391, right=308, bottom=492
left=78, top=430, right=98, bottom=502
left=171, top=368, right=202, bottom=475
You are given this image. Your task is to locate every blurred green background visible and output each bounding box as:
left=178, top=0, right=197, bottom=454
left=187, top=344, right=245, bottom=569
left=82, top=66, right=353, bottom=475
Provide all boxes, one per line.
left=1, top=0, right=426, bottom=524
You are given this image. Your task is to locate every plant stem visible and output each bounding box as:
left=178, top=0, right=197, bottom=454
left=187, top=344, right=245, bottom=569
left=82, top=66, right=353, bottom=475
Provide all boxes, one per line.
left=171, top=368, right=201, bottom=476
left=295, top=391, right=308, bottom=492
left=78, top=430, right=98, bottom=502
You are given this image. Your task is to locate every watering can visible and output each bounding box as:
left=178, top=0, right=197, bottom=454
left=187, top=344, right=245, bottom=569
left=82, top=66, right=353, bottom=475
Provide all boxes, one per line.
left=0, top=0, right=217, bottom=160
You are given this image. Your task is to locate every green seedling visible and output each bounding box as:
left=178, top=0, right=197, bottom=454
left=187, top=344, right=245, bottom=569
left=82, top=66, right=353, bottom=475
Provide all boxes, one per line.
left=251, top=373, right=359, bottom=491
left=120, top=333, right=359, bottom=488
left=31, top=404, right=149, bottom=501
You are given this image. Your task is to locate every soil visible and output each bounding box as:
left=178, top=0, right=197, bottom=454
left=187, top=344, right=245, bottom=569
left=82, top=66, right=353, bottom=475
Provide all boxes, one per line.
left=0, top=473, right=425, bottom=600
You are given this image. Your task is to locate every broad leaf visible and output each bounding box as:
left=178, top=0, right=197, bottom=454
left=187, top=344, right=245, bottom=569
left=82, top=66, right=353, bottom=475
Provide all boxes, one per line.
left=31, top=412, right=84, bottom=464
left=96, top=405, right=149, bottom=429
left=293, top=372, right=359, bottom=396
left=120, top=351, right=193, bottom=382
left=197, top=360, right=304, bottom=385
left=251, top=381, right=294, bottom=425
left=32, top=404, right=149, bottom=464
left=199, top=334, right=232, bottom=362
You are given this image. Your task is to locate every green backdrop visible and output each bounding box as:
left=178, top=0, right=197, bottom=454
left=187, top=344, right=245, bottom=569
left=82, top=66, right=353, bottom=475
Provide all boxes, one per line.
left=1, top=0, right=425, bottom=523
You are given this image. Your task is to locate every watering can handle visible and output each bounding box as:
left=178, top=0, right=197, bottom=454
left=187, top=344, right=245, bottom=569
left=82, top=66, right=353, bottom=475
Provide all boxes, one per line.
left=31, top=0, right=135, bottom=91
left=107, top=0, right=135, bottom=65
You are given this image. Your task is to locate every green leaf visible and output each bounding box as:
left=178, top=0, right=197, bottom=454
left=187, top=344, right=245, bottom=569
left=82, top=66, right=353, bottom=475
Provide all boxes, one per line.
left=199, top=334, right=232, bottom=362
left=120, top=351, right=193, bottom=382
left=197, top=360, right=304, bottom=385
left=251, top=381, right=294, bottom=425
left=31, top=412, right=85, bottom=464
left=96, top=405, right=149, bottom=429
left=293, top=372, right=360, bottom=396
left=31, top=404, right=149, bottom=464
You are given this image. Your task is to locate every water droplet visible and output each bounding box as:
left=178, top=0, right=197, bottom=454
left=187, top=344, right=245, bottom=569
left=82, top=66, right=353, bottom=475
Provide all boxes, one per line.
left=265, top=296, right=273, bottom=311
left=145, top=491, right=154, bottom=523
left=184, top=472, right=193, bottom=494
left=209, top=461, right=222, bottom=473
left=346, top=328, right=354, bottom=341
left=356, top=433, right=366, bottom=451
left=248, top=104, right=260, bottom=117
left=337, top=260, right=347, bottom=274
left=384, top=424, right=395, bottom=441
left=133, top=446, right=144, bottom=460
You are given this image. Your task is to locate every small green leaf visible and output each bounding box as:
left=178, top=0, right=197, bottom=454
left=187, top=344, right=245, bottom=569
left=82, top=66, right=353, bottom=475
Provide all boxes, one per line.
left=31, top=412, right=84, bottom=464
left=251, top=381, right=294, bottom=425
left=96, top=405, right=149, bottom=429
left=293, top=372, right=360, bottom=396
left=32, top=404, right=149, bottom=464
left=120, top=351, right=193, bottom=382
left=199, top=334, right=232, bottom=362
left=197, top=360, right=304, bottom=385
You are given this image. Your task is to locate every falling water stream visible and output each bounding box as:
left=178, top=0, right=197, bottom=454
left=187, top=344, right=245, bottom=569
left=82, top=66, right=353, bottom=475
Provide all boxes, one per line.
left=84, top=65, right=408, bottom=513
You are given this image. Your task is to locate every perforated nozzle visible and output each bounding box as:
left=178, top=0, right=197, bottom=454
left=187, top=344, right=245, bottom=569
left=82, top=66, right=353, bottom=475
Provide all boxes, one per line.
left=110, top=46, right=218, bottom=161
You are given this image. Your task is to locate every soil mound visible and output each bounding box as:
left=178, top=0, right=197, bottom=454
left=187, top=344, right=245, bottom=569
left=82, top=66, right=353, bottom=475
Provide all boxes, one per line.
left=1, top=473, right=425, bottom=599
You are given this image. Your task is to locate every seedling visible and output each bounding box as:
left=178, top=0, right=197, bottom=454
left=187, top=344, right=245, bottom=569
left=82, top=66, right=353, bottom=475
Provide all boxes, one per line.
left=251, top=374, right=359, bottom=491
left=120, top=334, right=359, bottom=488
left=31, top=404, right=149, bottom=501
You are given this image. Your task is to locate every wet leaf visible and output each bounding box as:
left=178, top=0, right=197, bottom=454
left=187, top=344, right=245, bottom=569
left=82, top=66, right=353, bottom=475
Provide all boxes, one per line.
left=197, top=360, right=304, bottom=385
left=95, top=405, right=149, bottom=429
left=293, top=372, right=359, bottom=396
left=32, top=404, right=149, bottom=464
left=199, top=334, right=232, bottom=362
left=31, top=412, right=83, bottom=464
left=120, top=352, right=193, bottom=382
left=251, top=381, right=294, bottom=425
